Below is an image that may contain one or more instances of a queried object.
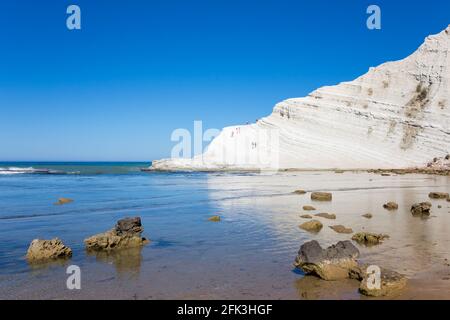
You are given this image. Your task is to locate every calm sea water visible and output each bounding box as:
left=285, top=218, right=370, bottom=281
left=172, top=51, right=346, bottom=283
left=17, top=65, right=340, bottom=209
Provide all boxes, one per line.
left=0, top=162, right=449, bottom=299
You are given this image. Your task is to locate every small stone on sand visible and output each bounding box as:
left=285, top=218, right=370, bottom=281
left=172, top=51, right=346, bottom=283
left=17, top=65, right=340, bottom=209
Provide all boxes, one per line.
left=315, top=212, right=336, bottom=220
left=303, top=205, right=316, bottom=211
left=383, top=202, right=398, bottom=210
left=429, top=192, right=449, bottom=199
left=311, top=192, right=332, bottom=201
left=299, top=220, right=323, bottom=233
left=329, top=225, right=353, bottom=234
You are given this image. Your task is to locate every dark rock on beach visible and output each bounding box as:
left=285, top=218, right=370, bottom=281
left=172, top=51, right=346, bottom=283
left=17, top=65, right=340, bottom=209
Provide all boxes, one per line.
left=411, top=202, right=432, bottom=217
left=362, top=213, right=373, bottom=219
left=383, top=202, right=398, bottom=210
left=85, top=217, right=149, bottom=251
left=294, top=189, right=307, bottom=195
left=294, top=240, right=360, bottom=280
left=302, top=205, right=316, bottom=211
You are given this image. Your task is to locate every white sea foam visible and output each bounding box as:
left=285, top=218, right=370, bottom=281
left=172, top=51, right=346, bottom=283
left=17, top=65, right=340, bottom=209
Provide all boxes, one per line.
left=0, top=167, right=37, bottom=175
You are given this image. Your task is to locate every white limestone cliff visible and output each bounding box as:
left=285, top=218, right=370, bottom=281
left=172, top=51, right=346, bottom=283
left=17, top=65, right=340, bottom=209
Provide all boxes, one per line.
left=152, top=26, right=450, bottom=171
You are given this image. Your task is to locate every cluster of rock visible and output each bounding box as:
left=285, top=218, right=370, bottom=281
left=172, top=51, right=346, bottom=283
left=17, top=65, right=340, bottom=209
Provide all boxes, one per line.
left=294, top=240, right=407, bottom=297
left=26, top=217, right=149, bottom=263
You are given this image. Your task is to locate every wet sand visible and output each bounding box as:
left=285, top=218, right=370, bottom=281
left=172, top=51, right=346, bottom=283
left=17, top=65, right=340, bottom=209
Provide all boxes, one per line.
left=0, top=171, right=449, bottom=299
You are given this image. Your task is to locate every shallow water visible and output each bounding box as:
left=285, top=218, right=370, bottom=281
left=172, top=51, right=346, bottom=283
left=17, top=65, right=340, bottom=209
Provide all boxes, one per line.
left=0, top=166, right=450, bottom=299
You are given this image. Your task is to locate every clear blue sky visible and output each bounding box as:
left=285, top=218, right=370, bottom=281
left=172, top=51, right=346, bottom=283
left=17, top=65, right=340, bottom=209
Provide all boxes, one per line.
left=0, top=0, right=449, bottom=161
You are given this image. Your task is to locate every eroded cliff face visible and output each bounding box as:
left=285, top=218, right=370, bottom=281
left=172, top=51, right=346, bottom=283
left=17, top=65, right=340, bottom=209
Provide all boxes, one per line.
left=152, top=26, right=450, bottom=171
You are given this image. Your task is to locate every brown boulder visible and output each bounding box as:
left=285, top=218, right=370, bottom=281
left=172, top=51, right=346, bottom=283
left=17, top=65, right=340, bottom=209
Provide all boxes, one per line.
left=311, top=192, right=332, bottom=201
left=302, top=205, right=316, bottom=211
left=26, top=238, right=72, bottom=262
left=352, top=265, right=407, bottom=297
left=428, top=192, right=449, bottom=199
left=294, top=240, right=360, bottom=280
left=410, top=202, right=432, bottom=217
left=299, top=220, right=323, bottom=233
left=383, top=202, right=398, bottom=210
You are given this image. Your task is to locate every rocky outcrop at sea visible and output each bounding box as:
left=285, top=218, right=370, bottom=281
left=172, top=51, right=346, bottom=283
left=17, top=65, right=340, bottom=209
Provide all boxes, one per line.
left=26, top=238, right=72, bottom=262
left=84, top=217, right=149, bottom=251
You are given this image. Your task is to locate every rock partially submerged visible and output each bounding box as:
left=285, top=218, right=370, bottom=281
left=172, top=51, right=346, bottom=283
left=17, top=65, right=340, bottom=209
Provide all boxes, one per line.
left=362, top=213, right=373, bottom=219
left=54, top=198, right=73, bottom=205
left=300, top=214, right=313, bottom=219
left=26, top=238, right=72, bottom=262
left=311, top=192, right=332, bottom=201
left=294, top=241, right=407, bottom=296
left=299, top=220, right=323, bottom=233
left=383, top=202, right=398, bottom=210
left=428, top=192, right=449, bottom=199
left=84, top=217, right=149, bottom=251
left=208, top=215, right=221, bottom=222
left=294, top=240, right=360, bottom=280
left=302, top=205, right=316, bottom=211
left=351, top=265, right=407, bottom=297
left=329, top=225, right=353, bottom=234
left=294, top=190, right=307, bottom=195
left=314, top=212, right=336, bottom=220
left=410, top=202, right=432, bottom=217
left=352, top=232, right=389, bottom=246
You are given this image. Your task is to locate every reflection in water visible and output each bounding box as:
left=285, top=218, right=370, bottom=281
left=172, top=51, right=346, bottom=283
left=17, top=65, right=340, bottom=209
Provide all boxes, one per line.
left=27, top=258, right=71, bottom=275
left=87, top=247, right=143, bottom=278
left=294, top=275, right=362, bottom=300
